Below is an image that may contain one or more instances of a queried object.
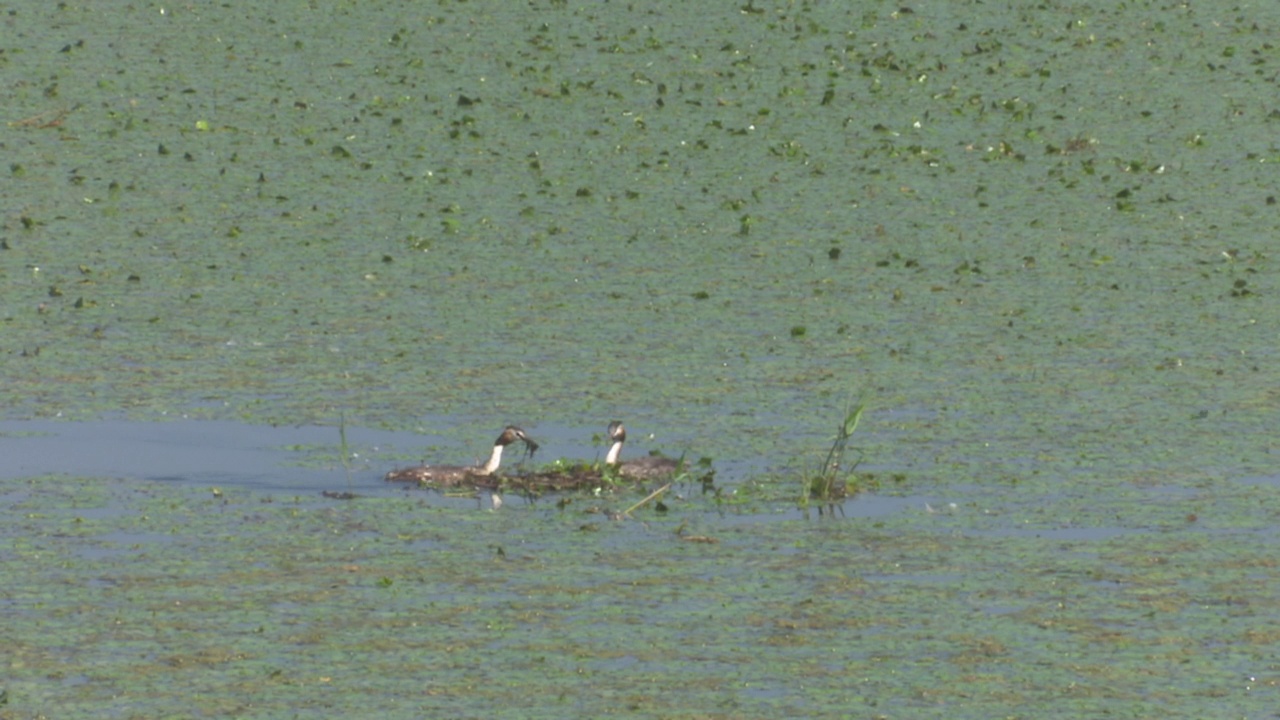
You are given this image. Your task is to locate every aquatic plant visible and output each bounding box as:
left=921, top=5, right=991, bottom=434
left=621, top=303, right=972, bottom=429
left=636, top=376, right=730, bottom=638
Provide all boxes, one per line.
left=337, top=411, right=352, bottom=486
left=800, top=399, right=865, bottom=512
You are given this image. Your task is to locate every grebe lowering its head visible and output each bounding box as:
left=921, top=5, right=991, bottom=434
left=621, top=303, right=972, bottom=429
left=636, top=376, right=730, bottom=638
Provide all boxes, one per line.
left=604, top=421, right=682, bottom=479
left=385, top=425, right=536, bottom=486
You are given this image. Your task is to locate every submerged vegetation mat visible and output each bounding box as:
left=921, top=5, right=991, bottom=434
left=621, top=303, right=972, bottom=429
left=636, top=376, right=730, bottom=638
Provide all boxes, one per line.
left=6, top=473, right=1280, bottom=718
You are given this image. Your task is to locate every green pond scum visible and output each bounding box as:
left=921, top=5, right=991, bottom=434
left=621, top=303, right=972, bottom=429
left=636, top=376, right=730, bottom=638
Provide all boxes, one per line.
left=5, top=0, right=1280, bottom=716
left=5, top=474, right=1280, bottom=718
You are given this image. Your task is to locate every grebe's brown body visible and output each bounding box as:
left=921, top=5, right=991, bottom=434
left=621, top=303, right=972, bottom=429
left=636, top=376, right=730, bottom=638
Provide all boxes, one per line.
left=385, top=426, right=534, bottom=486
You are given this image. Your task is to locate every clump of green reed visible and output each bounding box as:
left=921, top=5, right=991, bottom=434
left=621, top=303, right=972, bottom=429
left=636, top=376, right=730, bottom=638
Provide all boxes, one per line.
left=799, top=400, right=865, bottom=512
left=338, top=411, right=352, bottom=483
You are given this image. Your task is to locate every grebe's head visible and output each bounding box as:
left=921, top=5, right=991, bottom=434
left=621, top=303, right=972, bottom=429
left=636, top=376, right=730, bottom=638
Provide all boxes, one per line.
left=498, top=425, right=539, bottom=456
left=607, top=421, right=626, bottom=443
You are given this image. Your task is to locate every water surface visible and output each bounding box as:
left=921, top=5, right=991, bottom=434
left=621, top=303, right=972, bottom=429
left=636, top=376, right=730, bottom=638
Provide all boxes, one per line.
left=4, top=1, right=1280, bottom=716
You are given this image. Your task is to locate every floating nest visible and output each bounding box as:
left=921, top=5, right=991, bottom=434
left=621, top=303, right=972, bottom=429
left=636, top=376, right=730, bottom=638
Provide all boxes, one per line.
left=501, top=464, right=627, bottom=493
left=392, top=461, right=715, bottom=495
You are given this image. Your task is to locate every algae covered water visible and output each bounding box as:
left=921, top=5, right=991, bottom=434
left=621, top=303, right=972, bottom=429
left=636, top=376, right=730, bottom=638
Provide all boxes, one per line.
left=7, top=473, right=1280, bottom=718
left=5, top=1, right=1280, bottom=717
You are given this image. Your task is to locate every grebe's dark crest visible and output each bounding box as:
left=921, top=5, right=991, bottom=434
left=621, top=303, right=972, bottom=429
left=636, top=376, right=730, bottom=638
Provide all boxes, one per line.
left=604, top=421, right=682, bottom=479
left=385, top=426, right=535, bottom=485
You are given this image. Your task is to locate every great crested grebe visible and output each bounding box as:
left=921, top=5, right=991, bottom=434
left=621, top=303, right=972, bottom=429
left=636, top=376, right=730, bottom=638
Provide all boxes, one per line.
left=604, top=421, right=682, bottom=479
left=385, top=425, right=536, bottom=485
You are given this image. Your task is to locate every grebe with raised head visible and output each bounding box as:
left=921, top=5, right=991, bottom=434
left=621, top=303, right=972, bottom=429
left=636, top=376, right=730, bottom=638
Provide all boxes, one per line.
left=385, top=425, right=536, bottom=485
left=604, top=421, right=682, bottom=479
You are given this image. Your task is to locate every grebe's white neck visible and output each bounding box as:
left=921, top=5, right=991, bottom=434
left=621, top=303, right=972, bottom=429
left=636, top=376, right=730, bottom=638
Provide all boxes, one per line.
left=481, top=442, right=505, bottom=474
left=605, top=439, right=623, bottom=465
